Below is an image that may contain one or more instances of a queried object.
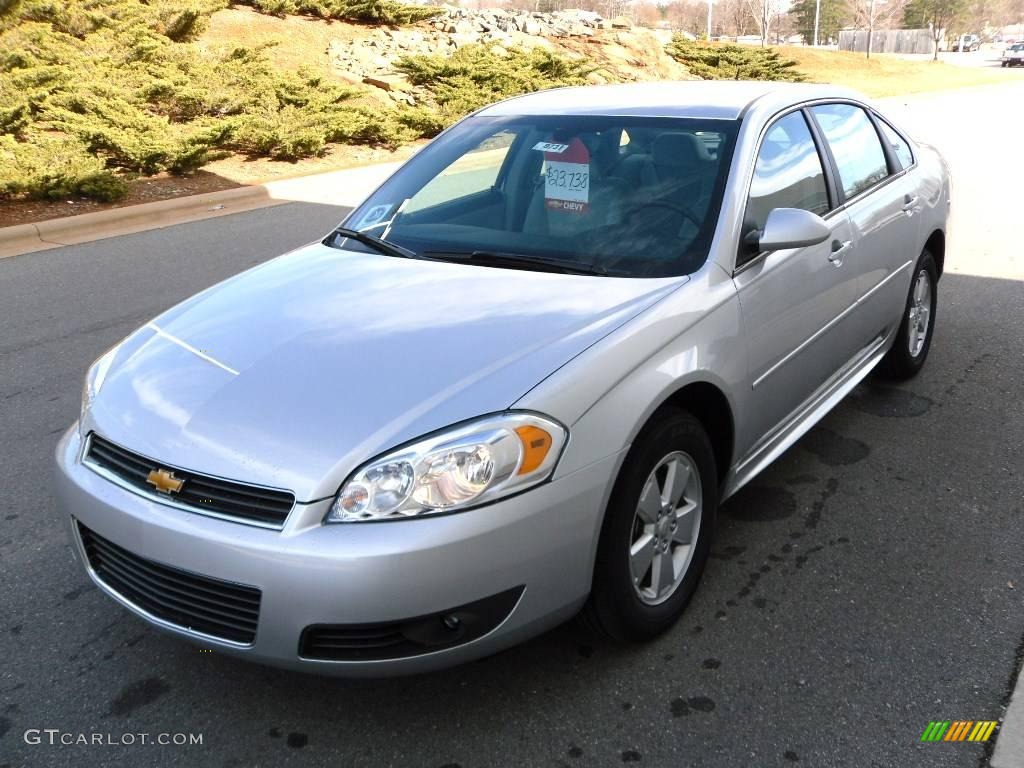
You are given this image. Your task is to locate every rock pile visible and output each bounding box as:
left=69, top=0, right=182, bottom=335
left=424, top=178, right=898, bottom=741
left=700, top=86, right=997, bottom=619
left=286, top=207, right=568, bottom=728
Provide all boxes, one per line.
left=428, top=6, right=633, bottom=39
left=327, top=6, right=689, bottom=105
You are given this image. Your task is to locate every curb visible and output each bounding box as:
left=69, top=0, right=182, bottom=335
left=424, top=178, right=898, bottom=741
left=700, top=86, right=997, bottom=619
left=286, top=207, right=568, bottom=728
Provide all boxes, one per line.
left=0, top=156, right=405, bottom=260
left=992, top=644, right=1024, bottom=768
left=0, top=184, right=281, bottom=260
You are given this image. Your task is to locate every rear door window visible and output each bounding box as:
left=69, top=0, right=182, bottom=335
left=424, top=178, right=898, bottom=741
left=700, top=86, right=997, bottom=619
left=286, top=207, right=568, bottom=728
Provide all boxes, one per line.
left=809, top=104, right=889, bottom=200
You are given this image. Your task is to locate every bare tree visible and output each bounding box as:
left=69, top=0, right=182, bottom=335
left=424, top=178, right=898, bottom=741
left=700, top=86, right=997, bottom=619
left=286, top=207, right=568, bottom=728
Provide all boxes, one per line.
left=721, top=0, right=754, bottom=35
left=632, top=1, right=663, bottom=26
left=745, top=0, right=786, bottom=43
left=850, top=0, right=907, bottom=28
left=664, top=0, right=710, bottom=34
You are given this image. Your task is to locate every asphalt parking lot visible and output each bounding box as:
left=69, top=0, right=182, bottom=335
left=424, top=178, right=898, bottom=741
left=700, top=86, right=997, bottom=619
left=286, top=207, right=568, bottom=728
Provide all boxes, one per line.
left=1, top=83, right=1022, bottom=767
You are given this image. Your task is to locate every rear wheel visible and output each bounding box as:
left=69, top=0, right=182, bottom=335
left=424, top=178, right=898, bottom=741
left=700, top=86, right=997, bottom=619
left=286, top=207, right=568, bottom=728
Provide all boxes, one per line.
left=581, top=408, right=716, bottom=641
left=877, top=249, right=938, bottom=380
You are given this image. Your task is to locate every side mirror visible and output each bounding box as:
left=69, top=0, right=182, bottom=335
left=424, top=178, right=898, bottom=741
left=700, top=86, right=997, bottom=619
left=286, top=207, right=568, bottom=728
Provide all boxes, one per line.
left=746, top=208, right=831, bottom=253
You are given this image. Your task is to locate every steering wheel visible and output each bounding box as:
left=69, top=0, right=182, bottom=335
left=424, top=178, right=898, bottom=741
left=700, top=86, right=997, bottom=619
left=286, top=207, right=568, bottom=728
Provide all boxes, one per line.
left=622, top=200, right=703, bottom=230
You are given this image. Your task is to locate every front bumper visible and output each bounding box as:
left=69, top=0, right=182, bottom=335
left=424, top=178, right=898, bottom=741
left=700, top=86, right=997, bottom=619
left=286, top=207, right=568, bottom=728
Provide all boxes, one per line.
left=55, top=427, right=623, bottom=675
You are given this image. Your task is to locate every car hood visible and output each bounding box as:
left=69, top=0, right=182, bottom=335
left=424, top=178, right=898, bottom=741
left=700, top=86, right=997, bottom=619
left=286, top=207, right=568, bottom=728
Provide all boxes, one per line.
left=86, top=244, right=683, bottom=501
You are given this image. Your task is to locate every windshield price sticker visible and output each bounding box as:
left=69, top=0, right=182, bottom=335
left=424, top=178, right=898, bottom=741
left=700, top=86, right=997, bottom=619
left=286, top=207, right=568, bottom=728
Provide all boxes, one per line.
left=544, top=138, right=590, bottom=214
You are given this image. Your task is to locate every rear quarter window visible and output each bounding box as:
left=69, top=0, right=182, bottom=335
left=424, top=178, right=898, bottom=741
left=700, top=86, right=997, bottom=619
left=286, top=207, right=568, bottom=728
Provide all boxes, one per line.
left=876, top=119, right=914, bottom=171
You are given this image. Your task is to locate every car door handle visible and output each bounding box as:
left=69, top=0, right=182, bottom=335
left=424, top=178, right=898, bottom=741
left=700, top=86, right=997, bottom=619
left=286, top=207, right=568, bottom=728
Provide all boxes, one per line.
left=902, top=195, right=919, bottom=213
left=828, top=239, right=851, bottom=266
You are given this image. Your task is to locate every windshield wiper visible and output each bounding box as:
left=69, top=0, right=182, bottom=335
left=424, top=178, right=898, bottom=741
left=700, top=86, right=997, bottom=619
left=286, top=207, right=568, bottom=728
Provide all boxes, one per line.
left=326, top=227, right=418, bottom=260
left=423, top=250, right=610, bottom=276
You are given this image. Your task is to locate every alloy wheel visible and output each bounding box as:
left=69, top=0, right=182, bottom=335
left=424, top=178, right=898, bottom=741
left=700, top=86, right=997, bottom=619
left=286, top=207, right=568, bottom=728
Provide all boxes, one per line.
left=907, top=268, right=932, bottom=357
left=629, top=451, right=702, bottom=605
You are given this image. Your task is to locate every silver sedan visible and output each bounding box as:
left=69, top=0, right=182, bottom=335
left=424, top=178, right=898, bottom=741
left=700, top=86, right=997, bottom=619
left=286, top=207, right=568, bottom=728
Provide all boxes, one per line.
left=55, top=81, right=949, bottom=675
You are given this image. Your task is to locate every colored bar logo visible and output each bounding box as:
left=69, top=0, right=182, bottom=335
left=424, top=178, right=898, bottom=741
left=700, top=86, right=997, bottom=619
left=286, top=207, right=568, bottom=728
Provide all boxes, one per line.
left=920, top=721, right=998, bottom=742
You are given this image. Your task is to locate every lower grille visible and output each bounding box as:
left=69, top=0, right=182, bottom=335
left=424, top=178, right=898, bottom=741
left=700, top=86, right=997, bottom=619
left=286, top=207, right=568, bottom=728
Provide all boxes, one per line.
left=84, top=434, right=295, bottom=528
left=300, top=587, right=523, bottom=661
left=78, top=522, right=261, bottom=645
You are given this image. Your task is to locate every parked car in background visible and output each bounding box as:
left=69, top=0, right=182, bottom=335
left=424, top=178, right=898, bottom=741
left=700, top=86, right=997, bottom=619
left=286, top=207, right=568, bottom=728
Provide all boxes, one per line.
left=1003, top=42, right=1024, bottom=66
left=949, top=34, right=981, bottom=51
left=57, top=82, right=950, bottom=676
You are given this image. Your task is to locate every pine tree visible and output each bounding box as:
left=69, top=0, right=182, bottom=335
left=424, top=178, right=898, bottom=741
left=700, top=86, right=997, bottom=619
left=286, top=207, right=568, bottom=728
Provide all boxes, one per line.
left=904, top=0, right=968, bottom=59
left=790, top=0, right=851, bottom=44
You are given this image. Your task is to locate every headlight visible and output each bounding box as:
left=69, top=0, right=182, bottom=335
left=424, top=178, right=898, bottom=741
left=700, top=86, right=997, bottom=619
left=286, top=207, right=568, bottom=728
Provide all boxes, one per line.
left=326, top=413, right=567, bottom=523
left=80, top=344, right=120, bottom=424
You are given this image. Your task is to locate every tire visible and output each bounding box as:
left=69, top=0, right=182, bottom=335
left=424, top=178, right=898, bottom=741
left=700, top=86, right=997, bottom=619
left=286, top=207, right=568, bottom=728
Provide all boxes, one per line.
left=580, top=408, right=717, bottom=642
left=876, top=249, right=938, bottom=380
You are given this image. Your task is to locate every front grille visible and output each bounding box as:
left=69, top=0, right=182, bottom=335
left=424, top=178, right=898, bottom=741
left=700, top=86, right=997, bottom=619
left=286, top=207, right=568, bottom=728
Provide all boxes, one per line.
left=78, top=522, right=261, bottom=644
left=300, top=587, right=524, bottom=661
left=85, top=434, right=294, bottom=528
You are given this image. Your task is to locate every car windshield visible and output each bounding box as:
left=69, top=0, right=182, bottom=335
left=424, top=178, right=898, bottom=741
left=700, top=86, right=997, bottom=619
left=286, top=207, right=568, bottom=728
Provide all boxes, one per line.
left=338, top=115, right=739, bottom=278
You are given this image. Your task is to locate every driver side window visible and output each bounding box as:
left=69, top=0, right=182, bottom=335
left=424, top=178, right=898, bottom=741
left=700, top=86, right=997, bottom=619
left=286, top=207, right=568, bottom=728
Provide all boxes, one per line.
left=742, top=111, right=830, bottom=264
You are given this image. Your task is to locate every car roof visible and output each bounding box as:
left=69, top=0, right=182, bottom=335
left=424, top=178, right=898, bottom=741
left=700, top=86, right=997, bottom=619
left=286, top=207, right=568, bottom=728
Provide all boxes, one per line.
left=476, top=81, right=867, bottom=121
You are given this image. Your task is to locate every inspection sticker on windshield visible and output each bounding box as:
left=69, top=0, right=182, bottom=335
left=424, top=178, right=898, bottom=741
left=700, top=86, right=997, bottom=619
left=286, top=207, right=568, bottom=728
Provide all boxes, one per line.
left=544, top=138, right=590, bottom=214
left=533, top=141, right=570, bottom=154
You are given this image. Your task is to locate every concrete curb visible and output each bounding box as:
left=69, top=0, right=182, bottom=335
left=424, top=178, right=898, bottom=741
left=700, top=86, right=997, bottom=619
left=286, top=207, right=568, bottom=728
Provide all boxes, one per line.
left=0, top=157, right=404, bottom=260
left=992, top=656, right=1024, bottom=767
left=0, top=184, right=281, bottom=260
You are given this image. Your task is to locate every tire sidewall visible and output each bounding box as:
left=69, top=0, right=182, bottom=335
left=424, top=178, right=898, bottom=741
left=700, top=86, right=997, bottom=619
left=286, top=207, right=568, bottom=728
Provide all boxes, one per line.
left=901, top=250, right=939, bottom=372
left=591, top=409, right=717, bottom=640
left=879, top=248, right=938, bottom=380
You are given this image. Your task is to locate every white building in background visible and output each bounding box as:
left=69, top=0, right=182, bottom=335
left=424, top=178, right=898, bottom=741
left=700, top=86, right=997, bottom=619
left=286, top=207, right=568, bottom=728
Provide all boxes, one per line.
left=995, top=24, right=1024, bottom=43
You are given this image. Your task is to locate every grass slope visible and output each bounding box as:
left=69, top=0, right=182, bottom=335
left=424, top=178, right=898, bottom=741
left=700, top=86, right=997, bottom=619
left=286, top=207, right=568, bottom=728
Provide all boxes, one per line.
left=781, top=46, right=1015, bottom=97
left=0, top=1, right=594, bottom=203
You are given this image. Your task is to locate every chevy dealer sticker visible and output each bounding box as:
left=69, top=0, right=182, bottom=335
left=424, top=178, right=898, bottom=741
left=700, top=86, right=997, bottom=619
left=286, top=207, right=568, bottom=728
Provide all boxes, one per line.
left=544, top=138, right=590, bottom=214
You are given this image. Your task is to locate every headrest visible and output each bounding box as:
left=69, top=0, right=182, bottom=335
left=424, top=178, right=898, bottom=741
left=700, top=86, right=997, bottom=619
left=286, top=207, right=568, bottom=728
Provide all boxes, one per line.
left=652, top=133, right=711, bottom=170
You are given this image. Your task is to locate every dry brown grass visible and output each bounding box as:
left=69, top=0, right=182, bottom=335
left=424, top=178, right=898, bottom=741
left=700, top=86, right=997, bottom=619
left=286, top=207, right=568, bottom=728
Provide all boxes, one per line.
left=201, top=141, right=422, bottom=184
left=195, top=7, right=362, bottom=76
left=780, top=46, right=1017, bottom=97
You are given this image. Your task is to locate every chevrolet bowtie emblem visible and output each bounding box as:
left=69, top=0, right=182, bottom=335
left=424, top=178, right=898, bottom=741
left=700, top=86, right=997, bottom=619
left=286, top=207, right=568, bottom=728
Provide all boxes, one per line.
left=146, top=468, right=184, bottom=495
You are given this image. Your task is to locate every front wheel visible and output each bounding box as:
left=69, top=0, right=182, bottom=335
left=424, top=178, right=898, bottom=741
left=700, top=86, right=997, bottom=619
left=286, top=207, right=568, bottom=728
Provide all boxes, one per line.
left=877, top=249, right=938, bottom=380
left=581, top=408, right=717, bottom=642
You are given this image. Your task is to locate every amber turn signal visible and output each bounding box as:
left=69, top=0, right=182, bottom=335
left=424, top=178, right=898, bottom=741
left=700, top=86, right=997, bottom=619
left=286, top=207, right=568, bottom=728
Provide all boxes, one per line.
left=514, top=425, right=553, bottom=475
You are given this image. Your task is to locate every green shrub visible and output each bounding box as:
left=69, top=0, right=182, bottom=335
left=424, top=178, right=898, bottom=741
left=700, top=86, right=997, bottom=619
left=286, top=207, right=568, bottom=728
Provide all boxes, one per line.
left=665, top=38, right=806, bottom=82
left=0, top=0, right=23, bottom=27
left=0, top=2, right=430, bottom=199
left=0, top=133, right=129, bottom=201
left=1, top=1, right=588, bottom=203
left=246, top=0, right=297, bottom=17
left=395, top=44, right=595, bottom=125
left=237, top=0, right=439, bottom=26
left=160, top=8, right=206, bottom=41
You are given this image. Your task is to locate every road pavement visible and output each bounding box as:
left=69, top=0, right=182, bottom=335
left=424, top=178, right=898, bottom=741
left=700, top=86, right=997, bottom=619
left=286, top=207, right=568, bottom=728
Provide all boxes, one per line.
left=1, top=84, right=1022, bottom=768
